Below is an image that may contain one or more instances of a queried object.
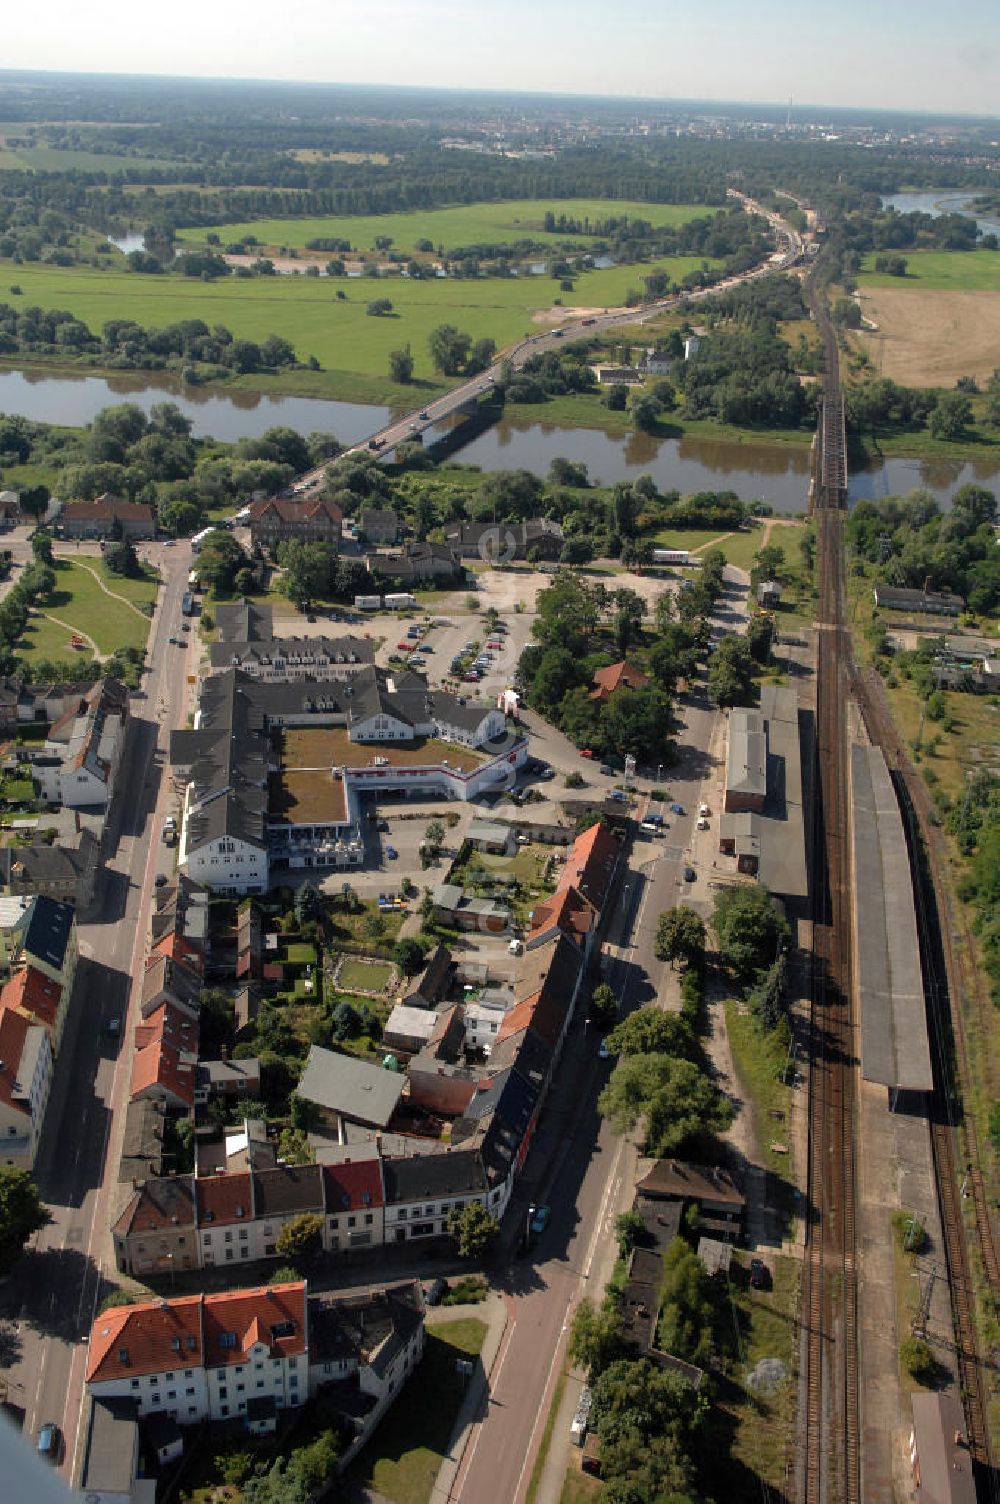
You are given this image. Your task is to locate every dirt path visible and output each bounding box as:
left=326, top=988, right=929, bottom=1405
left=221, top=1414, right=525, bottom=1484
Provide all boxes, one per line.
left=38, top=612, right=100, bottom=657
left=73, top=560, right=152, bottom=620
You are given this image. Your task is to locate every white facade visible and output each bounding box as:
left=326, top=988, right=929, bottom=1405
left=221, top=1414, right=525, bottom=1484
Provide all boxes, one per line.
left=350, top=711, right=432, bottom=742
left=384, top=1190, right=488, bottom=1245
left=88, top=1345, right=305, bottom=1426
left=200, top=1220, right=257, bottom=1268
left=90, top=1364, right=210, bottom=1425
left=464, top=1001, right=508, bottom=1052
left=0, top=1024, right=52, bottom=1167
left=182, top=832, right=269, bottom=896
left=435, top=707, right=506, bottom=748
left=325, top=1204, right=385, bottom=1252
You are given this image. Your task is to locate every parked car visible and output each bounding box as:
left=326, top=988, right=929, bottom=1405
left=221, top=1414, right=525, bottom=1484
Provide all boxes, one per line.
left=599, top=764, right=614, bottom=777
left=749, top=1258, right=770, bottom=1290
left=598, top=1039, right=611, bottom=1060
left=529, top=1203, right=551, bottom=1236
left=539, top=768, right=555, bottom=781
left=696, top=817, right=709, bottom=830
left=670, top=802, right=685, bottom=815
left=580, top=748, right=595, bottom=759
left=463, top=671, right=481, bottom=682
left=683, top=865, right=696, bottom=883
left=385, top=844, right=398, bottom=859
left=36, top=1423, right=61, bottom=1463
left=609, top=790, right=627, bottom=803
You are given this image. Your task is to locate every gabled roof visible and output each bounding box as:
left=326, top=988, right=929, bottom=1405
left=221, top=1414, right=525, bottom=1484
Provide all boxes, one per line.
left=202, top=1282, right=307, bottom=1368
left=248, top=496, right=343, bottom=526
left=528, top=884, right=594, bottom=947
left=0, top=965, right=62, bottom=1036
left=322, top=1156, right=384, bottom=1214
left=114, top=1175, right=196, bottom=1239
left=196, top=1170, right=253, bottom=1228
left=87, top=1293, right=204, bottom=1384
left=0, top=1005, right=33, bottom=1116
left=296, top=1045, right=405, bottom=1129
left=497, top=987, right=564, bottom=1051
left=556, top=822, right=620, bottom=916
left=150, top=931, right=204, bottom=975
left=381, top=1146, right=487, bottom=1205
left=17, top=893, right=74, bottom=972
left=62, top=499, right=155, bottom=524
left=216, top=600, right=274, bottom=644
left=590, top=660, right=649, bottom=700
left=251, top=1163, right=325, bottom=1219
left=141, top=951, right=203, bottom=1014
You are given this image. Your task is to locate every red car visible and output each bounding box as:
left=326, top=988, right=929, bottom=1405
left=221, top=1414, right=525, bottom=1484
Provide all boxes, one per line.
left=397, top=641, right=412, bottom=651
left=580, top=748, right=595, bottom=759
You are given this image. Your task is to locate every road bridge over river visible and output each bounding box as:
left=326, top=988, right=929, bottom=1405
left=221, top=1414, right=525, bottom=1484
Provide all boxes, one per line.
left=289, top=195, right=803, bottom=492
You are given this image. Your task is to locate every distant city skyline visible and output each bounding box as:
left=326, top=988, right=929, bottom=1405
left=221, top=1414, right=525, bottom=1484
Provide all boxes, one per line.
left=4, top=0, right=1000, bottom=118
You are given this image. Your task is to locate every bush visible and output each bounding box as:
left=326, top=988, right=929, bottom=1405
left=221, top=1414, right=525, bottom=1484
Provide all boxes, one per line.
left=900, top=1335, right=936, bottom=1384
left=891, top=1210, right=929, bottom=1255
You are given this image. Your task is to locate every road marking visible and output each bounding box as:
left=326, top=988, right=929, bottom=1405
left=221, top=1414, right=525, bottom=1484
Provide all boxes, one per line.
left=448, top=1309, right=518, bottom=1501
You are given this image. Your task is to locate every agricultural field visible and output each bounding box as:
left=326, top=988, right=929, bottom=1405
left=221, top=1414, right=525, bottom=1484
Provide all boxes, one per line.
left=176, top=199, right=713, bottom=255
left=0, top=143, right=181, bottom=174
left=0, top=255, right=720, bottom=390
left=856, top=250, right=1000, bottom=389
left=859, top=250, right=1000, bottom=291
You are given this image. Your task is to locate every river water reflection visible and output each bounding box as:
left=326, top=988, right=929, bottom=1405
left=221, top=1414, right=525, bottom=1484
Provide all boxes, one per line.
left=1, top=366, right=998, bottom=512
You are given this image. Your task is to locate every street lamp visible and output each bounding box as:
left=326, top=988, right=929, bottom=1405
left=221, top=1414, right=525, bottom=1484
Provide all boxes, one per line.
left=655, top=764, right=663, bottom=786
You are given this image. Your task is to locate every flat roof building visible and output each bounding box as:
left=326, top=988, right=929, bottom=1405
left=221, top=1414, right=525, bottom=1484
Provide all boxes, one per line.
left=719, top=686, right=807, bottom=899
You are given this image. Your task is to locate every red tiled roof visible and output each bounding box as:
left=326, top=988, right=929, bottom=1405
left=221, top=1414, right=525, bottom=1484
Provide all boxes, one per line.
left=556, top=822, right=620, bottom=917
left=196, top=1170, right=254, bottom=1228
left=202, top=1282, right=307, bottom=1368
left=248, top=497, right=343, bottom=526
left=496, top=987, right=564, bottom=1050
left=0, top=965, right=62, bottom=1036
left=528, top=885, right=594, bottom=947
left=62, top=499, right=155, bottom=523
left=150, top=931, right=204, bottom=975
left=87, top=1293, right=204, bottom=1384
left=0, top=1006, right=32, bottom=1116
left=322, top=1157, right=384, bottom=1214
left=130, top=1000, right=198, bottom=1110
left=138, top=1002, right=199, bottom=1055
left=589, top=660, right=649, bottom=701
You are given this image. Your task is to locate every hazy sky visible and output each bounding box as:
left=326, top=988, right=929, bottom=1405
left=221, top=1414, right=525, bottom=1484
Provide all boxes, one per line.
left=5, top=0, right=1000, bottom=116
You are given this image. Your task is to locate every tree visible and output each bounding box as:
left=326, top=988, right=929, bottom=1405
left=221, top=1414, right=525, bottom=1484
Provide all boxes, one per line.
left=658, top=1238, right=716, bottom=1367
left=606, top=1006, right=696, bottom=1062
left=631, top=393, right=663, bottom=432
left=604, top=383, right=628, bottom=411
left=655, top=907, right=706, bottom=968
left=0, top=1166, right=51, bottom=1274
left=447, top=1201, right=499, bottom=1258
left=18, top=485, right=49, bottom=523
left=428, top=324, right=472, bottom=376
left=30, top=527, right=54, bottom=566
left=598, top=1053, right=734, bottom=1156
left=389, top=344, right=414, bottom=383
left=393, top=936, right=426, bottom=975
left=590, top=981, right=619, bottom=1025
left=929, top=390, right=973, bottom=441
left=268, top=1264, right=302, bottom=1286
left=707, top=635, right=756, bottom=708
left=747, top=612, right=774, bottom=664
left=568, top=1297, right=625, bottom=1380
left=366, top=298, right=393, bottom=317
left=104, top=538, right=141, bottom=578
left=712, top=883, right=790, bottom=982
left=615, top=1210, right=647, bottom=1257
left=274, top=1211, right=324, bottom=1266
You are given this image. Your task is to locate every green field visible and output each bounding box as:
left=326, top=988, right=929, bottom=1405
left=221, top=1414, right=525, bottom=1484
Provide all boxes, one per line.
left=0, top=144, right=181, bottom=174
left=859, top=249, right=1000, bottom=291
left=0, top=256, right=720, bottom=388
left=15, top=559, right=156, bottom=663
left=176, top=199, right=713, bottom=255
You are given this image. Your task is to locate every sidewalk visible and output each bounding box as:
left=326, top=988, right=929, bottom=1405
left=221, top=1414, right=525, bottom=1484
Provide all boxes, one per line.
left=430, top=1291, right=514, bottom=1504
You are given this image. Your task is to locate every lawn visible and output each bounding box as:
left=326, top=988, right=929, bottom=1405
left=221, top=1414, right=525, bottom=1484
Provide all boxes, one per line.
left=0, top=254, right=721, bottom=393
left=717, top=1254, right=801, bottom=1496
left=723, top=999, right=793, bottom=1182
left=859, top=249, right=1000, bottom=291
left=176, top=199, right=714, bottom=255
left=327, top=898, right=406, bottom=951
left=284, top=941, right=318, bottom=966
left=0, top=144, right=182, bottom=174
left=14, top=558, right=156, bottom=663
left=338, top=957, right=394, bottom=993
left=356, top=1317, right=487, bottom=1504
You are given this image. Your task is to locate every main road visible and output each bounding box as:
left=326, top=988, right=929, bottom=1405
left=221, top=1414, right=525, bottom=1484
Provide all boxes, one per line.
left=0, top=540, right=195, bottom=1480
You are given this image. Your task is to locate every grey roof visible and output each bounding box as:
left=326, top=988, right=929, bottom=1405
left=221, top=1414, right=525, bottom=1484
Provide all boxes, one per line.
left=725, top=708, right=767, bottom=799
left=910, top=1393, right=976, bottom=1504
left=850, top=744, right=933, bottom=1092
left=197, top=1057, right=260, bottom=1089
left=733, top=685, right=808, bottom=899
left=308, top=1281, right=423, bottom=1374
left=873, top=584, right=964, bottom=613
left=80, top=1397, right=139, bottom=1494
left=19, top=893, right=74, bottom=971
left=118, top=1098, right=167, bottom=1182
left=210, top=633, right=374, bottom=671
left=468, top=819, right=512, bottom=847
left=297, top=1044, right=405, bottom=1128
left=0, top=831, right=97, bottom=890
left=170, top=669, right=269, bottom=852
left=252, top=1163, right=325, bottom=1218
left=384, top=1004, right=439, bottom=1045
left=403, top=943, right=453, bottom=1008
left=381, top=1146, right=487, bottom=1205
left=216, top=599, right=274, bottom=643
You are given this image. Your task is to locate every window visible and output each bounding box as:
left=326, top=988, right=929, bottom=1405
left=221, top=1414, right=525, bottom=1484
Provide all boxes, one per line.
left=167, top=1390, right=176, bottom=1401
left=224, top=1231, right=233, bottom=1244
left=328, top=1217, right=338, bottom=1230
left=365, top=1213, right=373, bottom=1226
left=225, top=1248, right=234, bottom=1261
left=239, top=1228, right=248, bottom=1241
left=165, top=1371, right=175, bottom=1380
left=130, top=1379, right=139, bottom=1390
left=185, top=1387, right=195, bottom=1396
left=347, top=1215, right=356, bottom=1229
left=220, top=1404, right=229, bottom=1417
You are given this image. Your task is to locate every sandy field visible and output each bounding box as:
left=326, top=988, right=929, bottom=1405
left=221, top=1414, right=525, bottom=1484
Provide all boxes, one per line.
left=856, top=286, right=1000, bottom=387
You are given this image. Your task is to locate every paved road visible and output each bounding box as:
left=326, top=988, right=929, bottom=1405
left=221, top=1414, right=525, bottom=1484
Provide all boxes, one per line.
left=0, top=542, right=192, bottom=1478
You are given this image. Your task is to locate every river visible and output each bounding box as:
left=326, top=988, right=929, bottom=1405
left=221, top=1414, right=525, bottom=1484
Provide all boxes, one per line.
left=880, top=191, right=1000, bottom=239
left=1, top=366, right=998, bottom=512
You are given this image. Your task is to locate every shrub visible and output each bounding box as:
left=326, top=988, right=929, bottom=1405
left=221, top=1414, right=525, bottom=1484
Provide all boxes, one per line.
left=900, top=1335, right=936, bottom=1384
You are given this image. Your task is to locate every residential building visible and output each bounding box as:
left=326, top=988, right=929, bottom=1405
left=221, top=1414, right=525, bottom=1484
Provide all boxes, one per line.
left=367, top=541, right=460, bottom=584
left=0, top=826, right=100, bottom=908
left=381, top=1146, right=490, bottom=1244
left=358, top=507, right=400, bottom=545
left=210, top=633, right=374, bottom=682
left=215, top=600, right=274, bottom=645
left=0, top=1003, right=52, bottom=1167
left=0, top=964, right=67, bottom=1056
left=248, top=496, right=343, bottom=553
left=634, top=1159, right=745, bottom=1241
left=113, top=1176, right=197, bottom=1278
left=119, top=1098, right=168, bottom=1185
left=194, top=1057, right=261, bottom=1107
left=60, top=497, right=156, bottom=540
left=322, top=1157, right=385, bottom=1253
left=196, top=1171, right=255, bottom=1269
left=10, top=892, right=78, bottom=999
left=402, top=943, right=453, bottom=1011
left=130, top=1003, right=198, bottom=1112
left=86, top=1282, right=308, bottom=1426
left=251, top=1164, right=326, bottom=1260
left=140, top=952, right=202, bottom=1020
left=29, top=679, right=129, bottom=809
left=589, top=660, right=649, bottom=704
left=383, top=1004, right=440, bottom=1057
left=527, top=884, right=597, bottom=963
left=431, top=883, right=510, bottom=933
left=555, top=821, right=621, bottom=922
left=444, top=519, right=564, bottom=562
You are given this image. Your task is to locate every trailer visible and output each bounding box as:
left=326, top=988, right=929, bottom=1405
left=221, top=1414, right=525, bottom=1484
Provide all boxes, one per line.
left=181, top=591, right=195, bottom=616
left=384, top=592, right=416, bottom=610
left=190, top=527, right=215, bottom=553
left=652, top=548, right=691, bottom=566
left=354, top=594, right=383, bottom=611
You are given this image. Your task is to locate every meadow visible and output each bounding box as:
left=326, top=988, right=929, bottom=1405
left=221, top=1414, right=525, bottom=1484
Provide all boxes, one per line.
left=0, top=254, right=720, bottom=389
left=859, top=249, right=1000, bottom=291
left=176, top=198, right=713, bottom=255
left=14, top=559, right=156, bottom=664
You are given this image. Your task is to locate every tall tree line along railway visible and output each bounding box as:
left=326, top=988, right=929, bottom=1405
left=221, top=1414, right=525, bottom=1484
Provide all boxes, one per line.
left=801, top=269, right=999, bottom=1500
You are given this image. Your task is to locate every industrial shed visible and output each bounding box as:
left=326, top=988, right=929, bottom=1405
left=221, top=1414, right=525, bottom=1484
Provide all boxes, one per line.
left=849, top=745, right=933, bottom=1097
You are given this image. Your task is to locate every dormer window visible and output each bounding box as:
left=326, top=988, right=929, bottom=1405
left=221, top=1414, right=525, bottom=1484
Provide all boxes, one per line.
left=118, top=1347, right=129, bottom=1363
